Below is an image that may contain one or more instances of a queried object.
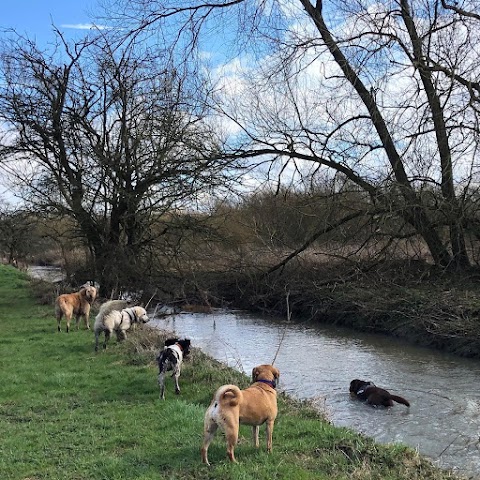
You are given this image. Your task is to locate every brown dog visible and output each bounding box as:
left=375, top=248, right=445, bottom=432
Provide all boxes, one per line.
left=55, top=285, right=97, bottom=333
left=201, top=364, right=280, bottom=465
left=349, top=379, right=410, bottom=407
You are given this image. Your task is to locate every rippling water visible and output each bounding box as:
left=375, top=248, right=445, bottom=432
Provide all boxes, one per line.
left=151, top=310, right=480, bottom=478
left=28, top=265, right=65, bottom=283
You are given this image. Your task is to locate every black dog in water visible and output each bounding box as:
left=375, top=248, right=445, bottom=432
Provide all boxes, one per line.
left=157, top=338, right=191, bottom=400
left=349, top=379, right=410, bottom=407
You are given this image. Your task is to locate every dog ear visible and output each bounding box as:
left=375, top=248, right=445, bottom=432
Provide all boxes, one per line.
left=251, top=367, right=259, bottom=382
left=350, top=380, right=361, bottom=392
left=272, top=366, right=280, bottom=380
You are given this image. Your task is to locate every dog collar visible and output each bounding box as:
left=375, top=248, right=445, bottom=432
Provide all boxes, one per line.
left=125, top=308, right=136, bottom=323
left=256, top=379, right=276, bottom=389
left=357, top=383, right=375, bottom=395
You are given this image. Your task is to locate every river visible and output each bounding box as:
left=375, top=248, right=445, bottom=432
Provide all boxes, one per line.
left=151, top=309, right=480, bottom=478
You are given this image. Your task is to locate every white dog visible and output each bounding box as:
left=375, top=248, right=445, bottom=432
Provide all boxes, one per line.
left=95, top=299, right=131, bottom=319
left=94, top=305, right=149, bottom=351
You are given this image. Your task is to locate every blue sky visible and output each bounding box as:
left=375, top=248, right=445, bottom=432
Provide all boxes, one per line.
left=0, top=1, right=104, bottom=204
left=1, top=1, right=103, bottom=47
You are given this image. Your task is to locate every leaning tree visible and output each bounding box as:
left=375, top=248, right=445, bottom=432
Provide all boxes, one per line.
left=103, top=0, right=480, bottom=271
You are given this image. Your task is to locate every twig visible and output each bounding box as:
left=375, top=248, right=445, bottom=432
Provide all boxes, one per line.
left=151, top=302, right=160, bottom=319
left=272, top=287, right=291, bottom=366
left=438, top=433, right=462, bottom=458
left=286, top=288, right=292, bottom=322
left=145, top=288, right=157, bottom=309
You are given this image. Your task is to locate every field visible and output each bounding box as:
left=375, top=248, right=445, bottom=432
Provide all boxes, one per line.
left=0, top=264, right=462, bottom=479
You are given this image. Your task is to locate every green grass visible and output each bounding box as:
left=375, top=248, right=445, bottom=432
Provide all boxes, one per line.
left=0, top=264, right=461, bottom=479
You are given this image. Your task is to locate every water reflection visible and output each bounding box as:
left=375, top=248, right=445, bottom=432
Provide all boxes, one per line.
left=151, top=310, right=480, bottom=477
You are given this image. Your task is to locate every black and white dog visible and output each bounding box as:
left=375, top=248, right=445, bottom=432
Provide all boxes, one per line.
left=157, top=338, right=191, bottom=400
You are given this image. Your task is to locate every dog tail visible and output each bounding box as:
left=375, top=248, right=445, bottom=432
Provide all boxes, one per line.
left=216, top=385, right=242, bottom=408
left=390, top=395, right=410, bottom=407
left=54, top=297, right=65, bottom=319
left=97, top=300, right=129, bottom=320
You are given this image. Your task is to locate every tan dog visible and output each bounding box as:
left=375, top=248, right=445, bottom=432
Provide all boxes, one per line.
left=55, top=285, right=97, bottom=332
left=93, top=306, right=149, bottom=351
left=201, top=364, right=280, bottom=465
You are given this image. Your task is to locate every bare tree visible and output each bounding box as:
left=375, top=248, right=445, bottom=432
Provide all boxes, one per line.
left=0, top=207, right=37, bottom=266
left=0, top=31, right=230, bottom=294
left=105, top=0, right=480, bottom=271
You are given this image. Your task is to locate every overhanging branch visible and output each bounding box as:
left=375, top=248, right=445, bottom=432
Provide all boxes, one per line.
left=264, top=210, right=366, bottom=276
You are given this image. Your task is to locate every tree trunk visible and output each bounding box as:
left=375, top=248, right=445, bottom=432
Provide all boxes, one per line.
left=299, top=0, right=453, bottom=268
left=399, top=0, right=470, bottom=269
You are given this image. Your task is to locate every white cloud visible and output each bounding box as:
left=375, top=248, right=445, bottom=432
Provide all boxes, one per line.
left=60, top=23, right=113, bottom=31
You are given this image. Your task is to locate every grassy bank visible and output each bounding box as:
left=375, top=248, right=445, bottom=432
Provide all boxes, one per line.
left=0, top=265, right=461, bottom=479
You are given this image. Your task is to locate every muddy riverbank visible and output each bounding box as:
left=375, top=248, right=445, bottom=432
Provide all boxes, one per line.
left=27, top=259, right=480, bottom=359
left=191, top=262, right=480, bottom=359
